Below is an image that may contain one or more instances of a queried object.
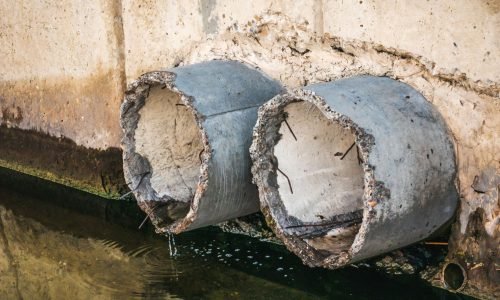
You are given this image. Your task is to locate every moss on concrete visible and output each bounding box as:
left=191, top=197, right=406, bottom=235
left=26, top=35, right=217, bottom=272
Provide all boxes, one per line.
left=0, top=126, right=127, bottom=199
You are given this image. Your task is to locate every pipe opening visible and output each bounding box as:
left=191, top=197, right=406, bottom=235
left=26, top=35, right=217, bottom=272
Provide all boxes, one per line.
left=251, top=76, right=458, bottom=268
left=442, top=262, right=467, bottom=292
left=122, top=61, right=283, bottom=233
left=274, top=101, right=364, bottom=253
left=134, top=85, right=205, bottom=223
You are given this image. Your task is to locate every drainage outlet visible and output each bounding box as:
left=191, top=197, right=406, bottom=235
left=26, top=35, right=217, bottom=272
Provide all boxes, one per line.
left=121, top=60, right=283, bottom=233
left=250, top=75, right=458, bottom=268
left=442, top=262, right=467, bottom=292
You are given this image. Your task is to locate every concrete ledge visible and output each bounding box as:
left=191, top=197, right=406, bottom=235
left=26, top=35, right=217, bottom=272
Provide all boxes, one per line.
left=0, top=125, right=126, bottom=199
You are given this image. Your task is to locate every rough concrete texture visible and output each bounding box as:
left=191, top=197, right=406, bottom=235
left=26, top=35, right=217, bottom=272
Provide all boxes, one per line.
left=177, top=14, right=498, bottom=298
left=121, top=61, right=282, bottom=233
left=0, top=126, right=126, bottom=199
left=135, top=87, right=203, bottom=204
left=251, top=76, right=458, bottom=269
left=122, top=1, right=499, bottom=84
left=274, top=102, right=364, bottom=224
left=0, top=0, right=125, bottom=149
left=0, top=1, right=498, bottom=297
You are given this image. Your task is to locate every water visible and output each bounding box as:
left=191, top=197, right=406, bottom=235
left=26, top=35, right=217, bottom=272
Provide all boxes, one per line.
left=0, top=169, right=469, bottom=299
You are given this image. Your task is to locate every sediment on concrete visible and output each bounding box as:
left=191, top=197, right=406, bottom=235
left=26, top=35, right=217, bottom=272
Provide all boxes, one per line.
left=121, top=60, right=283, bottom=233
left=0, top=125, right=126, bottom=199
left=250, top=75, right=458, bottom=268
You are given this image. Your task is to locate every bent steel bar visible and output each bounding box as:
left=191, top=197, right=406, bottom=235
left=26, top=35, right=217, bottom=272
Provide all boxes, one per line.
left=121, top=60, right=283, bottom=233
left=250, top=76, right=458, bottom=268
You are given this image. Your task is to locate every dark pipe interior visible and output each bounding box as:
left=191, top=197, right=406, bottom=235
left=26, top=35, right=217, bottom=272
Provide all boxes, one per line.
left=443, top=262, right=466, bottom=291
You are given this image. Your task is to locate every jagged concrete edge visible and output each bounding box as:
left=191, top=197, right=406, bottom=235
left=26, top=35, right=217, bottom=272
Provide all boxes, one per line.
left=120, top=70, right=212, bottom=234
left=250, top=89, right=382, bottom=269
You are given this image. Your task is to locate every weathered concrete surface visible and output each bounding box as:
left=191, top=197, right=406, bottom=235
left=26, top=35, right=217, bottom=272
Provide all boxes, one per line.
left=0, top=0, right=126, bottom=197
left=0, top=0, right=125, bottom=149
left=122, top=0, right=499, bottom=84
left=1, top=0, right=498, bottom=151
left=250, top=76, right=458, bottom=268
left=0, top=1, right=498, bottom=297
left=121, top=61, right=282, bottom=233
left=0, top=126, right=126, bottom=198
left=179, top=14, right=498, bottom=299
left=439, top=169, right=500, bottom=296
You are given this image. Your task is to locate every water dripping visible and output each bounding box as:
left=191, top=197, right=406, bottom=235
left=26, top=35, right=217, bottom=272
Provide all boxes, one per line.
left=166, top=232, right=178, bottom=257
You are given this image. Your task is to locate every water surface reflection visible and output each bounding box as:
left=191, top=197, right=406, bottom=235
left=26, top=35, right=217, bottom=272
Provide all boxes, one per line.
left=0, top=170, right=468, bottom=299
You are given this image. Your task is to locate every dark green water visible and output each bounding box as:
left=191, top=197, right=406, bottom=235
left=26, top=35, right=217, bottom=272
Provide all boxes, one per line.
left=0, top=168, right=470, bottom=299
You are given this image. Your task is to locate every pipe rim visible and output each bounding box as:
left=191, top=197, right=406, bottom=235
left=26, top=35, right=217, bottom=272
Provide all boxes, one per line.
left=251, top=89, right=381, bottom=268
left=441, top=261, right=467, bottom=292
left=252, top=76, right=458, bottom=268
left=120, top=71, right=212, bottom=234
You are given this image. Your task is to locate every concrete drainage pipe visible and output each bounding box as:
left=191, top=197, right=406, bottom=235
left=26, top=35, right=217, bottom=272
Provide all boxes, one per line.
left=121, top=61, right=282, bottom=233
left=250, top=76, right=458, bottom=268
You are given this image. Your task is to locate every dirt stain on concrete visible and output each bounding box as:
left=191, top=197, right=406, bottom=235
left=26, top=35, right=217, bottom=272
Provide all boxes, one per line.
left=0, top=125, right=126, bottom=198
left=0, top=67, right=123, bottom=149
left=1, top=106, right=23, bottom=125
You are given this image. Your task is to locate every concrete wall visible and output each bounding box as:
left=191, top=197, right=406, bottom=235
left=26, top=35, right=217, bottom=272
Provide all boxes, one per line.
left=0, top=1, right=498, bottom=297
left=0, top=0, right=125, bottom=149
left=1, top=0, right=497, bottom=149
left=123, top=0, right=499, bottom=83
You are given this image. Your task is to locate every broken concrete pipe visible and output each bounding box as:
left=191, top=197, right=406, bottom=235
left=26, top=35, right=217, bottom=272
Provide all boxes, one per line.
left=121, top=60, right=283, bottom=233
left=250, top=75, right=458, bottom=268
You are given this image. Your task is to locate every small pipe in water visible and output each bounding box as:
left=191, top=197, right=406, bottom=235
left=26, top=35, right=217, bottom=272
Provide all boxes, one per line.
left=442, top=262, right=467, bottom=292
